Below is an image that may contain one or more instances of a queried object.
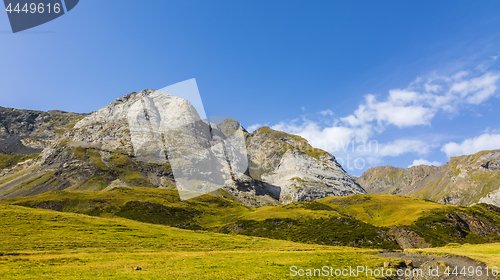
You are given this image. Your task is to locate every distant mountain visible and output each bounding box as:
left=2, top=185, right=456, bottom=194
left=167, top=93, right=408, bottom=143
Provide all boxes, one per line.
left=0, top=106, right=85, bottom=155
left=0, top=90, right=364, bottom=206
left=357, top=149, right=500, bottom=207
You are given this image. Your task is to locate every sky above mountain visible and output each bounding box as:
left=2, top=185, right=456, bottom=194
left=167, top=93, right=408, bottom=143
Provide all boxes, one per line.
left=1, top=1, right=500, bottom=176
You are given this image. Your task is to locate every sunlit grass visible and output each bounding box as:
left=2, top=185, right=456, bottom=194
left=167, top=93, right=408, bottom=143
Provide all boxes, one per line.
left=318, top=194, right=452, bottom=227
left=0, top=250, right=391, bottom=279
left=0, top=204, right=395, bottom=279
left=242, top=205, right=341, bottom=221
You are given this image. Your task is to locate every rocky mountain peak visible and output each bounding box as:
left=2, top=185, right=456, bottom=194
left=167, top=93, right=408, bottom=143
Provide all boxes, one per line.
left=1, top=89, right=366, bottom=206
left=216, top=119, right=248, bottom=136
left=358, top=149, right=500, bottom=207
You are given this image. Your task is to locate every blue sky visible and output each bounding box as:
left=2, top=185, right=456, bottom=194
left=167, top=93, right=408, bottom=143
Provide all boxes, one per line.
left=1, top=1, right=500, bottom=176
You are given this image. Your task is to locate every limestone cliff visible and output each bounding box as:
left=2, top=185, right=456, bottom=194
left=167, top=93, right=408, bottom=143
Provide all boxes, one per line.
left=246, top=127, right=365, bottom=204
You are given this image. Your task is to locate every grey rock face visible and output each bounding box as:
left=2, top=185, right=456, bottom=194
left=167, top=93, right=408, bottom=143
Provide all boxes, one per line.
left=0, top=107, right=85, bottom=155
left=479, top=188, right=500, bottom=207
left=216, top=119, right=248, bottom=136
left=125, top=90, right=249, bottom=200
left=244, top=126, right=365, bottom=204
left=261, top=149, right=365, bottom=204
left=64, top=91, right=365, bottom=205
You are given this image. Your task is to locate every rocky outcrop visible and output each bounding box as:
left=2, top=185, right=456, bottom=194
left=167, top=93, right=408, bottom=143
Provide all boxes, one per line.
left=479, top=189, right=500, bottom=207
left=388, top=227, right=430, bottom=249
left=245, top=127, right=365, bottom=204
left=357, top=149, right=500, bottom=206
left=0, top=107, right=85, bottom=155
left=258, top=149, right=364, bottom=204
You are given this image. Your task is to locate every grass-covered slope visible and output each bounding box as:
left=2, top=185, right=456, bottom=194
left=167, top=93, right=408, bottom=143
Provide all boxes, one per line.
left=0, top=204, right=392, bottom=279
left=317, top=194, right=451, bottom=227
left=319, top=195, right=500, bottom=247
left=1, top=187, right=251, bottom=229
left=0, top=145, right=175, bottom=199
left=215, top=200, right=400, bottom=250
left=0, top=153, right=39, bottom=169
left=3, top=188, right=500, bottom=251
left=219, top=194, right=500, bottom=250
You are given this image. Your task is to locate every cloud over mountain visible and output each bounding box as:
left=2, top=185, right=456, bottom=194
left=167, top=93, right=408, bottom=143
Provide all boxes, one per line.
left=256, top=62, right=499, bottom=171
left=442, top=132, right=500, bottom=157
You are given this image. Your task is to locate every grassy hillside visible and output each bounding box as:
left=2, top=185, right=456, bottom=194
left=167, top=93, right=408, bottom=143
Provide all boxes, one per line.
left=1, top=187, right=251, bottom=229
left=0, top=144, right=175, bottom=199
left=216, top=200, right=400, bottom=249
left=219, top=194, right=500, bottom=249
left=3, top=188, right=500, bottom=251
left=0, top=204, right=393, bottom=279
left=0, top=153, right=39, bottom=169
left=318, top=194, right=452, bottom=227
left=319, top=195, right=500, bottom=247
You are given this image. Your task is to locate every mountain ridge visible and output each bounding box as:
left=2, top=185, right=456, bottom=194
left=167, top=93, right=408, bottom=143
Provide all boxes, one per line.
left=357, top=149, right=500, bottom=207
left=0, top=89, right=364, bottom=206
left=4, top=89, right=499, bottom=209
left=0, top=106, right=85, bottom=155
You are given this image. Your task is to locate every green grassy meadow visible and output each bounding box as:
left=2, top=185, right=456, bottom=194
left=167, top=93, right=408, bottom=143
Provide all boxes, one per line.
left=3, top=188, right=500, bottom=250
left=2, top=188, right=500, bottom=278
left=0, top=204, right=393, bottom=279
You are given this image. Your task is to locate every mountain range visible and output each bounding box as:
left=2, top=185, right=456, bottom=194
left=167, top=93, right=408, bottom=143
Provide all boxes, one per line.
left=0, top=90, right=364, bottom=206
left=358, top=149, right=500, bottom=207
left=1, top=89, right=499, bottom=209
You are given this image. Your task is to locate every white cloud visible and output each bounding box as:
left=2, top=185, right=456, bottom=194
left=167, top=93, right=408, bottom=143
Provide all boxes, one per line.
left=449, top=72, right=499, bottom=104
left=388, top=89, right=420, bottom=104
left=271, top=119, right=354, bottom=152
left=441, top=133, right=500, bottom=157
left=378, top=139, right=432, bottom=157
left=319, top=109, right=334, bottom=116
left=342, top=71, right=499, bottom=131
left=272, top=117, right=431, bottom=158
left=452, top=71, right=469, bottom=81
left=342, top=94, right=435, bottom=129
left=409, top=159, right=442, bottom=168
left=424, top=83, right=442, bottom=93
left=247, top=123, right=264, bottom=133
left=265, top=63, right=499, bottom=169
